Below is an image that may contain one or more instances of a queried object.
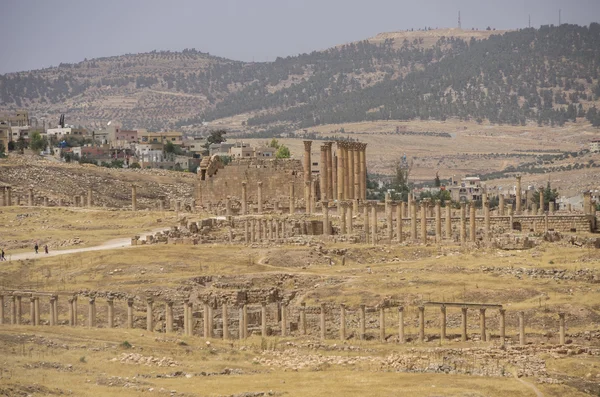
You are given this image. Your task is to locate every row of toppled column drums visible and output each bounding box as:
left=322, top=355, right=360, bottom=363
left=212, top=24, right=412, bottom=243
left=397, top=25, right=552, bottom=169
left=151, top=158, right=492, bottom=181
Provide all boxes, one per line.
left=0, top=294, right=569, bottom=345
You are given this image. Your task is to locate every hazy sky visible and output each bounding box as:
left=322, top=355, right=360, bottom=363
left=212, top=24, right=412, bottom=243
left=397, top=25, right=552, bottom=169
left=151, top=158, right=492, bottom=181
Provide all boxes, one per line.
left=1, top=0, right=599, bottom=74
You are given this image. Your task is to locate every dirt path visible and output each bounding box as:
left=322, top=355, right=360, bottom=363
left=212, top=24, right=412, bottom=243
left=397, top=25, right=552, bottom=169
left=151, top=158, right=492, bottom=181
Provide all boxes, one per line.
left=515, top=375, right=545, bottom=397
left=6, top=227, right=169, bottom=261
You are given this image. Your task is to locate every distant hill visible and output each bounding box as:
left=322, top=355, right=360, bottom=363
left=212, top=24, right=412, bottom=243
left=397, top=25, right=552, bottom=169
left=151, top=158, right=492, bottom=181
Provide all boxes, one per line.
left=1, top=24, right=599, bottom=133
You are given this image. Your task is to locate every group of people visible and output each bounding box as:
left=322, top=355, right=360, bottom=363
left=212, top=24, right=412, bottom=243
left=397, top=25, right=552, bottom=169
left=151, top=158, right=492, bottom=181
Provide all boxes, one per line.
left=33, top=242, right=48, bottom=255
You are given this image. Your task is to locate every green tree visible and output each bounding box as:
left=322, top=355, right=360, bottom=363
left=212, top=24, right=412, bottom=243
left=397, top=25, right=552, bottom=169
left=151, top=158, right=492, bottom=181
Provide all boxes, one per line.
left=543, top=181, right=559, bottom=207
left=434, top=171, right=441, bottom=187
left=390, top=158, right=412, bottom=201
left=269, top=139, right=280, bottom=149
left=30, top=132, right=47, bottom=152
left=16, top=136, right=27, bottom=154
left=203, top=129, right=227, bottom=149
left=0, top=143, right=5, bottom=157
left=275, top=144, right=290, bottom=158
left=129, top=162, right=141, bottom=169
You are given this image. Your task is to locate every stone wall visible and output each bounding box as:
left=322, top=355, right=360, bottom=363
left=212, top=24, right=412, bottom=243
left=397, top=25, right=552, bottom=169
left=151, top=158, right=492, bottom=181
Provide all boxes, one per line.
left=196, top=158, right=305, bottom=205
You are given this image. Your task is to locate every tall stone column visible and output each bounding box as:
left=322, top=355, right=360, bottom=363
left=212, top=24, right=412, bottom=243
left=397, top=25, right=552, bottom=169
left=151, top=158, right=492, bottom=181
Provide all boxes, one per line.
left=398, top=306, right=405, bottom=344
left=558, top=313, right=566, bottom=345
left=418, top=306, right=425, bottom=342
left=370, top=204, right=377, bottom=245
left=241, top=182, right=247, bottom=215
left=289, top=183, right=295, bottom=215
left=326, top=142, right=334, bottom=201
left=379, top=306, right=386, bottom=342
left=549, top=201, right=555, bottom=214
left=469, top=203, right=476, bottom=242
left=396, top=203, right=403, bottom=243
left=43, top=197, right=48, bottom=207
left=166, top=301, right=173, bottom=333
left=34, top=297, right=41, bottom=326
left=420, top=201, right=427, bottom=243
left=499, top=309, right=506, bottom=346
left=222, top=303, right=229, bottom=340
left=518, top=311, right=525, bottom=345
left=203, top=302, right=210, bottom=338
left=339, top=304, right=346, bottom=341
left=87, top=188, right=92, bottom=207
left=261, top=302, right=267, bottom=337
left=499, top=194, right=505, bottom=216
left=343, top=143, right=350, bottom=200
left=539, top=187, right=544, bottom=214
left=386, top=200, right=393, bottom=243
left=183, top=299, right=189, bottom=336
left=15, top=295, right=21, bottom=325
left=347, top=144, right=354, bottom=199
left=332, top=152, right=338, bottom=201
left=303, top=140, right=312, bottom=182
left=49, top=296, right=56, bottom=326
left=131, top=185, right=137, bottom=211
left=359, top=304, right=366, bottom=340
left=440, top=305, right=447, bottom=342
left=186, top=300, right=194, bottom=336
left=363, top=204, right=370, bottom=244
left=257, top=182, right=263, bottom=214
left=300, top=302, right=306, bottom=335
left=435, top=201, right=442, bottom=242
left=353, top=144, right=360, bottom=200
left=479, top=308, right=487, bottom=342
left=460, top=202, right=466, bottom=244
left=346, top=202, right=354, bottom=233
left=27, top=297, right=33, bottom=325
left=305, top=181, right=311, bottom=215
left=281, top=302, right=287, bottom=336
left=336, top=142, right=344, bottom=201
left=320, top=145, right=328, bottom=200
left=127, top=298, right=134, bottom=329
left=445, top=205, right=452, bottom=239
left=6, top=187, right=11, bottom=207
left=186, top=300, right=192, bottom=335
left=322, top=200, right=330, bottom=236
left=73, top=296, right=78, bottom=327
left=411, top=201, right=417, bottom=242
left=107, top=298, right=114, bottom=328
left=461, top=307, right=468, bottom=341
left=238, top=305, right=245, bottom=340
left=516, top=175, right=522, bottom=215
left=10, top=296, right=16, bottom=324
left=484, top=200, right=490, bottom=240
left=68, top=297, right=74, bottom=326
left=146, top=298, right=153, bottom=332
left=27, top=188, right=33, bottom=206
left=208, top=304, right=214, bottom=337
left=320, top=303, right=326, bottom=340
left=88, top=298, right=96, bottom=328
left=360, top=143, right=367, bottom=200
left=242, top=304, right=248, bottom=339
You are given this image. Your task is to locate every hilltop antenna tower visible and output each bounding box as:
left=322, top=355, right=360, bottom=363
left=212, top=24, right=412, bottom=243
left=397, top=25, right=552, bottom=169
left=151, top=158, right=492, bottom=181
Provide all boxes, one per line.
left=528, top=14, right=531, bottom=28
left=559, top=9, right=561, bottom=25
left=458, top=11, right=461, bottom=29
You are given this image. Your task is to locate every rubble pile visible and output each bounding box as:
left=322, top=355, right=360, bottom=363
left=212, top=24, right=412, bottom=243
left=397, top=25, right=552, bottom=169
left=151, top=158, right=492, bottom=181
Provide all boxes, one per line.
left=113, top=353, right=179, bottom=367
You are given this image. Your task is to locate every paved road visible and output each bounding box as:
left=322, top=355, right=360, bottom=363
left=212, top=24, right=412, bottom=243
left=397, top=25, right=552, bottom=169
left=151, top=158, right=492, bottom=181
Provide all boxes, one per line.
left=5, top=227, right=169, bottom=262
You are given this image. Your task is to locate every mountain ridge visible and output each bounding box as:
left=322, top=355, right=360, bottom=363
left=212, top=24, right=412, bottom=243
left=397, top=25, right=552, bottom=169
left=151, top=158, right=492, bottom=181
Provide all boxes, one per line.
left=1, top=25, right=599, bottom=132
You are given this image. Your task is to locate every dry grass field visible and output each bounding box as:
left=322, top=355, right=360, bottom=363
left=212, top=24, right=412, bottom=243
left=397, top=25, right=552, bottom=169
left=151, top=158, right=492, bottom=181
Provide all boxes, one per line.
left=1, top=207, right=599, bottom=396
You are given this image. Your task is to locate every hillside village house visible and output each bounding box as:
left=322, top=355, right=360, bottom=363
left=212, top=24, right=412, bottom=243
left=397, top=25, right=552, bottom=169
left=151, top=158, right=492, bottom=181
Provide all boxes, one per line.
left=591, top=139, right=600, bottom=153
left=448, top=176, right=484, bottom=202
left=46, top=126, right=87, bottom=138
left=139, top=131, right=183, bottom=145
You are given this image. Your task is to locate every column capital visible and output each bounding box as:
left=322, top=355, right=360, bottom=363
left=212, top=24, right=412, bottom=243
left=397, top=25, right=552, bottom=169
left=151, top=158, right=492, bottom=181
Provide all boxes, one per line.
left=558, top=312, right=565, bottom=319
left=303, top=140, right=312, bottom=150
left=499, top=308, right=506, bottom=315
left=257, top=181, right=263, bottom=187
left=397, top=306, right=404, bottom=312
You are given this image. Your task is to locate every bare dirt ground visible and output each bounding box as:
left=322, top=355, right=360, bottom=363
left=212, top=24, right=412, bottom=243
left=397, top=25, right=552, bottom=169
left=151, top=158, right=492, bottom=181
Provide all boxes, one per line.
left=1, top=208, right=599, bottom=396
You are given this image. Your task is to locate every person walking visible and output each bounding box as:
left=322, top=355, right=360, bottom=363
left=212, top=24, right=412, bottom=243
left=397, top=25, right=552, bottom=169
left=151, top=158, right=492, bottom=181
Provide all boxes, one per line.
left=34, top=242, right=39, bottom=254
left=0, top=248, right=5, bottom=261
left=44, top=245, right=49, bottom=254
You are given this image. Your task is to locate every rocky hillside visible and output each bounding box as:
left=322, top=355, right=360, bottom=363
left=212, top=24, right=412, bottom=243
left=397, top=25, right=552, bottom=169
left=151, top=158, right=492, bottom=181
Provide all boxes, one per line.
left=0, top=155, right=196, bottom=209
left=1, top=24, right=600, bottom=133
